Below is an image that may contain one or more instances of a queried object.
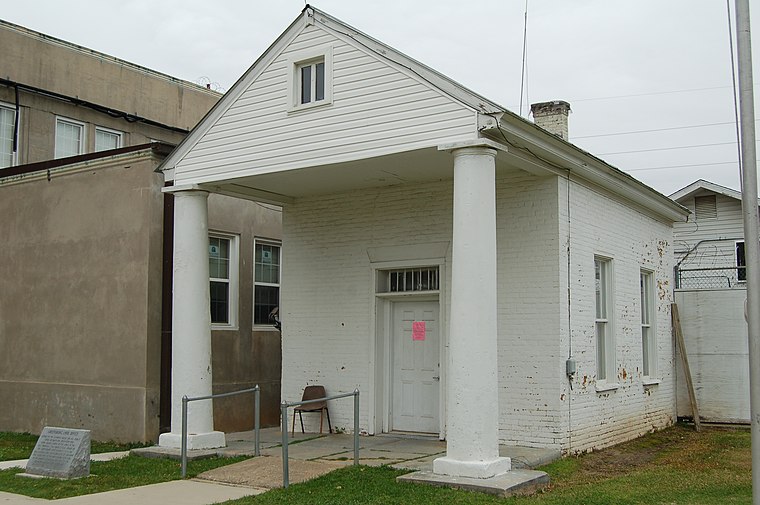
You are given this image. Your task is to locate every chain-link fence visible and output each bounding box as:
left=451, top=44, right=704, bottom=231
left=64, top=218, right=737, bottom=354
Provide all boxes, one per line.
left=675, top=266, right=746, bottom=290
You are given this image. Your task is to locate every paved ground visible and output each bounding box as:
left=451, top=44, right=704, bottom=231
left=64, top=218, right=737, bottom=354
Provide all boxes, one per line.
left=0, top=428, right=560, bottom=504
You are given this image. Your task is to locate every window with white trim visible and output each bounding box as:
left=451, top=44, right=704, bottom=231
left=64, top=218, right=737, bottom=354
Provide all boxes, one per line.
left=0, top=103, right=17, bottom=168
left=288, top=45, right=333, bottom=111
left=254, top=241, right=280, bottom=326
left=640, top=269, right=656, bottom=377
left=95, top=126, right=123, bottom=152
left=737, top=241, right=747, bottom=282
left=595, top=257, right=614, bottom=381
left=209, top=234, right=238, bottom=327
left=54, top=117, right=85, bottom=158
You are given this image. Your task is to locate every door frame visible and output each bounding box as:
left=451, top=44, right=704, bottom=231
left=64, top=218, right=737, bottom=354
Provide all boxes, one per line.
left=368, top=255, right=447, bottom=440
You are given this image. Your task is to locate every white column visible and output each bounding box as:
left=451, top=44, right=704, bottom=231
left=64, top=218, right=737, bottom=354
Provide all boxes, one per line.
left=433, top=146, right=510, bottom=478
left=158, top=189, right=226, bottom=449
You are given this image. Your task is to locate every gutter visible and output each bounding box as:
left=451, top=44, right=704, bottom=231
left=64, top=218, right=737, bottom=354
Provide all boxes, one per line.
left=1, top=78, right=191, bottom=135
left=0, top=141, right=174, bottom=179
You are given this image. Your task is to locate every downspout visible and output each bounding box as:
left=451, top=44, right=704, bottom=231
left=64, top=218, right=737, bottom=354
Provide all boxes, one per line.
left=565, top=171, right=573, bottom=453
left=12, top=84, right=19, bottom=166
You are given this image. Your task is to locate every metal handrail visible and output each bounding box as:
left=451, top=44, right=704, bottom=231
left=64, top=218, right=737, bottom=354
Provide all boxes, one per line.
left=279, top=388, right=359, bottom=488
left=180, top=384, right=261, bottom=478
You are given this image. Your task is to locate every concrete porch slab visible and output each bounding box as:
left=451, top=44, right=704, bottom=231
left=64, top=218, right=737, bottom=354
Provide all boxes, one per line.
left=397, top=469, right=550, bottom=498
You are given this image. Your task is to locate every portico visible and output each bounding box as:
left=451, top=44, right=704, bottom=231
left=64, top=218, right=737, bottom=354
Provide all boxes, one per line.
left=160, top=141, right=511, bottom=478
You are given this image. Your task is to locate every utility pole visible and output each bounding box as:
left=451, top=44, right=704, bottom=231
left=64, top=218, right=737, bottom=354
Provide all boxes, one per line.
left=735, top=1, right=760, bottom=503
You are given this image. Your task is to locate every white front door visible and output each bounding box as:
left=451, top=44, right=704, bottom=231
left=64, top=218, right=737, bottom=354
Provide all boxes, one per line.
left=391, top=300, right=440, bottom=433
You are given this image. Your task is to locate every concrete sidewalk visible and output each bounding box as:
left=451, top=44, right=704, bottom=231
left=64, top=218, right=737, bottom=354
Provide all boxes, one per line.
left=0, top=480, right=260, bottom=504
left=0, top=451, right=262, bottom=505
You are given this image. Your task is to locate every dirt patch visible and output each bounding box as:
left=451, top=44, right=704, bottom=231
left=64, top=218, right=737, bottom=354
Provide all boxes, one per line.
left=553, top=423, right=748, bottom=487
left=196, top=455, right=348, bottom=489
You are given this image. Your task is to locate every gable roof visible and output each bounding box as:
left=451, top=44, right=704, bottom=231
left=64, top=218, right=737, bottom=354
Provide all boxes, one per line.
left=159, top=5, right=688, bottom=223
left=670, top=179, right=760, bottom=206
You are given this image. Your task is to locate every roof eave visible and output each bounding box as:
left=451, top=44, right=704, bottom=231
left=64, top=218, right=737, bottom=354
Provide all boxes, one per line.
left=485, top=115, right=690, bottom=223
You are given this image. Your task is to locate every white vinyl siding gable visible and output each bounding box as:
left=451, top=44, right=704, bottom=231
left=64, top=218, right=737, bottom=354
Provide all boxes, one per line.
left=173, top=23, right=476, bottom=185
left=673, top=192, right=747, bottom=288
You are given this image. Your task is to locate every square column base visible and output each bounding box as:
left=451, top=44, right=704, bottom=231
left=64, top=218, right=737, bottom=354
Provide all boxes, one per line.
left=158, top=431, right=226, bottom=450
left=433, top=455, right=511, bottom=479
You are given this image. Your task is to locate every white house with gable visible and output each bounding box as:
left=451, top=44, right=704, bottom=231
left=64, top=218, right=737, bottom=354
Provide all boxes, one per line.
left=157, top=5, right=688, bottom=478
left=670, top=179, right=752, bottom=424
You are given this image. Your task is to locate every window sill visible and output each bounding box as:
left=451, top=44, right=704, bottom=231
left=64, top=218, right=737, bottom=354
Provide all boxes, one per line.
left=211, top=325, right=239, bottom=331
left=642, top=378, right=661, bottom=387
left=253, top=325, right=281, bottom=332
left=595, top=382, right=620, bottom=393
left=287, top=99, right=332, bottom=114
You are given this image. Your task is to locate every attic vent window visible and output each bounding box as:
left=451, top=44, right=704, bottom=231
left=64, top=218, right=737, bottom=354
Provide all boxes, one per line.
left=378, top=267, right=440, bottom=294
left=694, top=195, right=717, bottom=220
left=288, top=45, right=333, bottom=112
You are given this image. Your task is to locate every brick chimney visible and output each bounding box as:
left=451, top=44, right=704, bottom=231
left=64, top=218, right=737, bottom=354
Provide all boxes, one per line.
left=530, top=100, right=571, bottom=141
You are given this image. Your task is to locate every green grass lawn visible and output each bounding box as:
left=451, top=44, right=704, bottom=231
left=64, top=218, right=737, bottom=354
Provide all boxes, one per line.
left=221, top=423, right=750, bottom=505
left=0, top=455, right=249, bottom=499
left=0, top=424, right=749, bottom=503
left=0, top=432, right=149, bottom=461
left=0, top=431, right=248, bottom=499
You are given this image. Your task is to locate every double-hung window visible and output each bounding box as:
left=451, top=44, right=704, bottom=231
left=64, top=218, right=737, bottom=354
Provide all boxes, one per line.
left=640, top=270, right=656, bottom=378
left=55, top=117, right=85, bottom=158
left=209, top=234, right=238, bottom=327
left=254, top=241, right=281, bottom=326
left=594, top=257, right=613, bottom=382
left=0, top=103, right=17, bottom=168
left=95, top=126, right=123, bottom=152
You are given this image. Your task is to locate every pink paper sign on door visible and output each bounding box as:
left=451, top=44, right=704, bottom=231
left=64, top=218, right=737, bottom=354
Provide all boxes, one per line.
left=412, top=321, right=426, bottom=341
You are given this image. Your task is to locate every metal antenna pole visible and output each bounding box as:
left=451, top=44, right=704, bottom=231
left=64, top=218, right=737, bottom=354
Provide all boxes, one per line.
left=735, top=1, right=760, bottom=502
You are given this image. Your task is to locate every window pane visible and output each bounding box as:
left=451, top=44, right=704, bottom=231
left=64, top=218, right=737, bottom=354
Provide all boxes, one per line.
left=210, top=281, right=229, bottom=324
left=0, top=106, right=15, bottom=168
left=595, top=260, right=606, bottom=319
left=737, top=242, right=746, bottom=281
left=642, top=326, right=651, bottom=376
left=95, top=129, right=120, bottom=151
left=300, top=65, right=312, bottom=104
left=209, top=237, right=230, bottom=279
left=596, top=322, right=606, bottom=380
left=254, top=285, right=279, bottom=325
left=315, top=62, right=325, bottom=101
left=55, top=120, right=83, bottom=158
left=640, top=272, right=650, bottom=325
left=255, top=244, right=280, bottom=283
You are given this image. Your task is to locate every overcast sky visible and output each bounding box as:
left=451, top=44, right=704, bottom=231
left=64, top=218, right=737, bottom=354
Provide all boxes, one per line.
left=3, top=0, right=758, bottom=196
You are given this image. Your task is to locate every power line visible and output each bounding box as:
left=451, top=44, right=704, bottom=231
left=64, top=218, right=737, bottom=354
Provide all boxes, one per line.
left=625, top=160, right=742, bottom=172
left=567, top=84, right=744, bottom=104
left=573, top=121, right=737, bottom=139
left=598, top=141, right=744, bottom=156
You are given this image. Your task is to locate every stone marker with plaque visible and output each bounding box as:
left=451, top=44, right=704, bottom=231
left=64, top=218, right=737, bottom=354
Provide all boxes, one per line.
left=23, top=427, right=91, bottom=479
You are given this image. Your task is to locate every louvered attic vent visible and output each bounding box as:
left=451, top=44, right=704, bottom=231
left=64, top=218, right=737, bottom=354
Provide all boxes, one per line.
left=694, top=195, right=717, bottom=220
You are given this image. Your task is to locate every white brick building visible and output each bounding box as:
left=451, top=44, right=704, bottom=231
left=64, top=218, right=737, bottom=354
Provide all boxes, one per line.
left=158, top=6, right=688, bottom=477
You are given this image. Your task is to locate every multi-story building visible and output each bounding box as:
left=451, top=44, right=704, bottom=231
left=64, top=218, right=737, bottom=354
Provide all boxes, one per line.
left=0, top=20, right=282, bottom=442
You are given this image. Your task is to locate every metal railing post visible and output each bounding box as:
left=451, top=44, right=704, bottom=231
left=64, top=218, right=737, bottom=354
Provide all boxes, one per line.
left=181, top=395, right=188, bottom=478
left=254, top=385, right=261, bottom=457
left=281, top=401, right=289, bottom=488
left=353, top=389, right=359, bottom=466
